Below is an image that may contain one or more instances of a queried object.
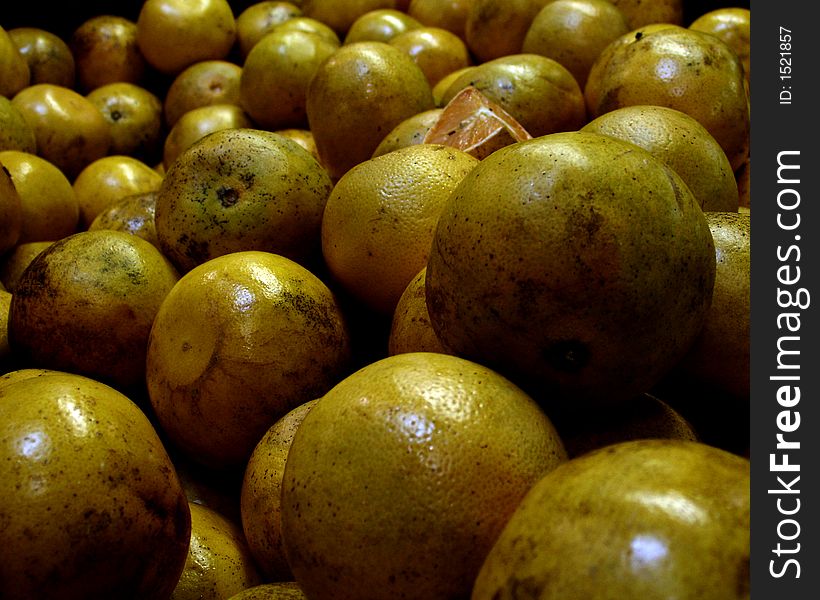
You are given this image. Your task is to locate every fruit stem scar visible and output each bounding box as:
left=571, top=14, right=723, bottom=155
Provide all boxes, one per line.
left=216, top=186, right=239, bottom=207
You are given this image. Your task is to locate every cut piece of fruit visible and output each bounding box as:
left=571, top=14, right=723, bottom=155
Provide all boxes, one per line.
left=423, top=85, right=532, bottom=159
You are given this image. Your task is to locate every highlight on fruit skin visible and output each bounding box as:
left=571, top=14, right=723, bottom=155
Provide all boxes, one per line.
left=472, top=439, right=749, bottom=600
left=280, top=351, right=568, bottom=600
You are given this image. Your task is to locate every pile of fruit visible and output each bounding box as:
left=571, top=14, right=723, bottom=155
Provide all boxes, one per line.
left=0, top=1, right=751, bottom=598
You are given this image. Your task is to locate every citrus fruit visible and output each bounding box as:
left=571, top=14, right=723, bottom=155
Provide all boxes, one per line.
left=440, top=53, right=587, bottom=138
left=0, top=25, right=30, bottom=98
left=241, top=399, right=319, bottom=581
left=163, top=104, right=255, bottom=169
left=281, top=351, right=567, bottom=600
left=136, top=0, right=237, bottom=75
left=609, top=0, right=683, bottom=29
left=0, top=150, right=79, bottom=243
left=88, top=190, right=160, bottom=248
left=86, top=82, right=164, bottom=161
left=239, top=28, right=338, bottom=130
left=321, top=143, right=479, bottom=315
left=343, top=8, right=421, bottom=44
left=73, top=155, right=164, bottom=228
left=155, top=128, right=333, bottom=273
left=472, top=439, right=749, bottom=600
left=305, top=41, right=435, bottom=181
left=522, top=0, right=630, bottom=87
left=389, top=26, right=472, bottom=87
left=0, top=160, right=23, bottom=255
left=11, top=84, right=112, bottom=180
left=431, top=65, right=474, bottom=106
left=145, top=251, right=352, bottom=470
left=425, top=131, right=716, bottom=411
left=667, top=211, right=750, bottom=400
left=388, top=267, right=449, bottom=356
left=270, top=16, right=342, bottom=46
left=236, top=1, right=304, bottom=58
left=423, top=86, right=532, bottom=159
left=164, top=60, right=244, bottom=129
left=407, top=0, right=472, bottom=40
left=0, top=369, right=191, bottom=599
left=70, top=15, right=147, bottom=91
left=8, top=27, right=75, bottom=87
left=8, top=230, right=180, bottom=389
left=371, top=108, right=442, bottom=158
left=272, top=128, right=320, bottom=162
left=0, top=240, right=54, bottom=293
left=299, top=0, right=398, bottom=36
left=464, top=0, right=549, bottom=63
left=581, top=104, right=739, bottom=212
left=0, top=288, right=12, bottom=364
left=171, top=502, right=263, bottom=600
left=585, top=25, right=750, bottom=171
left=0, top=96, right=37, bottom=154
left=689, top=7, right=750, bottom=86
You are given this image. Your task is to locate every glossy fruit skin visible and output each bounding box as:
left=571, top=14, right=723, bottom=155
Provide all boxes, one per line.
left=0, top=149, right=79, bottom=244
left=689, top=8, right=750, bottom=85
left=86, top=82, right=164, bottom=161
left=88, top=190, right=160, bottom=248
left=8, top=27, right=76, bottom=87
left=581, top=104, right=739, bottom=212
left=426, top=132, right=716, bottom=411
left=441, top=53, right=587, bottom=138
left=281, top=352, right=567, bottom=600
left=389, top=26, right=472, bottom=87
left=136, top=0, right=238, bottom=76
left=164, top=60, right=244, bottom=129
left=8, top=230, right=180, bottom=389
left=11, top=84, right=112, bottom=180
left=0, top=160, right=23, bottom=255
left=585, top=25, right=749, bottom=171
left=388, top=267, right=449, bottom=356
left=0, top=370, right=191, bottom=600
left=171, top=503, right=263, bottom=600
left=241, top=399, right=319, bottom=581
left=146, top=251, right=352, bottom=470
left=321, top=143, right=479, bottom=315
left=72, top=155, right=164, bottom=228
left=521, top=0, right=630, bottom=88
left=236, top=1, right=304, bottom=59
left=0, top=25, right=30, bottom=98
left=239, top=28, right=339, bottom=130
left=155, top=128, right=333, bottom=272
left=305, top=41, right=435, bottom=181
left=472, top=439, right=749, bottom=600
left=70, top=15, right=147, bottom=91
left=162, top=103, right=255, bottom=169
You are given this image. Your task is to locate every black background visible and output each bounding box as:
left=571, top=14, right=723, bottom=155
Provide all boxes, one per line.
left=3, top=1, right=752, bottom=42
